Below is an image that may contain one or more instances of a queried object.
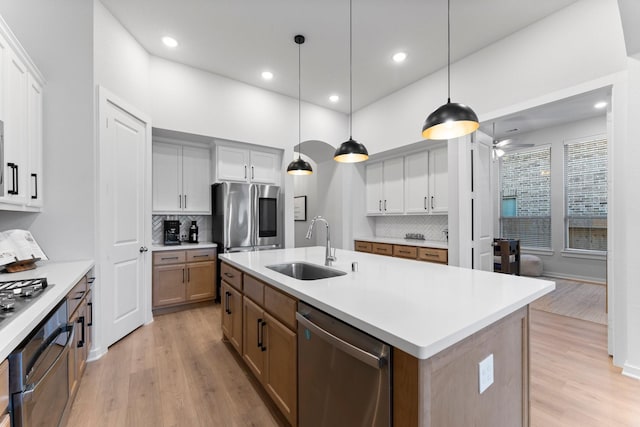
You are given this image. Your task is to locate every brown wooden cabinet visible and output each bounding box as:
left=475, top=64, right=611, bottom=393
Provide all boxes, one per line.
left=152, top=248, right=217, bottom=309
left=66, top=274, right=93, bottom=409
left=355, top=239, right=448, bottom=265
left=372, top=242, right=393, bottom=256
left=0, top=359, right=8, bottom=427
left=221, top=280, right=243, bottom=354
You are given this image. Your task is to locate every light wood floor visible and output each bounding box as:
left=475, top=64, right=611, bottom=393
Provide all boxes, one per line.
left=530, top=277, right=606, bottom=325
left=66, top=304, right=640, bottom=427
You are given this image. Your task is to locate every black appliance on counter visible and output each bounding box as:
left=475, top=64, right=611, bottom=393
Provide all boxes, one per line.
left=164, top=220, right=181, bottom=245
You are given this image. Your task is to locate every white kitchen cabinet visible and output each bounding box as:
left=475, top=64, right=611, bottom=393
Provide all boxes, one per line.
left=429, top=146, right=448, bottom=214
left=365, top=157, right=404, bottom=215
left=216, top=144, right=279, bottom=184
left=0, top=17, right=45, bottom=212
left=152, top=141, right=211, bottom=214
left=404, top=150, right=429, bottom=213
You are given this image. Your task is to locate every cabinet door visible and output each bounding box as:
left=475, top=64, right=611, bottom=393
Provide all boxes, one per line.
left=429, top=147, right=448, bottom=214
left=405, top=151, right=429, bottom=213
left=152, top=142, right=182, bottom=212
left=186, top=261, right=216, bottom=302
left=365, top=162, right=383, bottom=214
left=221, top=281, right=243, bottom=354
left=243, top=296, right=265, bottom=381
left=68, top=309, right=80, bottom=397
left=76, top=299, right=88, bottom=378
left=250, top=150, right=278, bottom=184
left=2, top=49, right=27, bottom=205
left=85, top=290, right=93, bottom=357
left=263, top=312, right=297, bottom=426
left=217, top=145, right=249, bottom=182
left=383, top=157, right=404, bottom=214
left=152, top=264, right=186, bottom=308
left=26, top=74, right=43, bottom=208
left=182, top=145, right=211, bottom=213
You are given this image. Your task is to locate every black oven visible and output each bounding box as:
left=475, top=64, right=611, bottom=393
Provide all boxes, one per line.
left=9, top=299, right=73, bottom=427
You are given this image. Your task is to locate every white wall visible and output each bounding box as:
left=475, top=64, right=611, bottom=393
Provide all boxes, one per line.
left=353, top=0, right=627, bottom=154
left=493, top=116, right=607, bottom=282
left=0, top=0, right=95, bottom=261
left=293, top=155, right=317, bottom=248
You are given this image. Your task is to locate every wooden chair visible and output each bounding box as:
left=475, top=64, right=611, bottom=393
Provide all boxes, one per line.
left=493, top=239, right=521, bottom=275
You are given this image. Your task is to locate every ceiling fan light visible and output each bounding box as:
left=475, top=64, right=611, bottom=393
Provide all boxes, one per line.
left=422, top=101, right=479, bottom=140
left=287, top=157, right=313, bottom=175
left=494, top=148, right=505, bottom=158
left=334, top=138, right=369, bottom=163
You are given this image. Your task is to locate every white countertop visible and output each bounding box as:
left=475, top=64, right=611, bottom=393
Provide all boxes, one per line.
left=220, top=247, right=553, bottom=360
left=355, top=236, right=448, bottom=249
left=0, top=259, right=94, bottom=361
left=152, top=242, right=218, bottom=252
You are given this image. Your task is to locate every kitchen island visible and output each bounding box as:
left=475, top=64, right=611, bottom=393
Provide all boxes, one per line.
left=220, top=246, right=554, bottom=426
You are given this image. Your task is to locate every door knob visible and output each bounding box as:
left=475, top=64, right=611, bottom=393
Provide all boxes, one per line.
left=139, top=246, right=148, bottom=253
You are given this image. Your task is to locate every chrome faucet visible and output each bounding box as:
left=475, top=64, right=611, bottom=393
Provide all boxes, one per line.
left=305, top=216, right=336, bottom=266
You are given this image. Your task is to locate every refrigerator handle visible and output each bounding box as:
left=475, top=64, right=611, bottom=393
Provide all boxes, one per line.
left=252, top=184, right=259, bottom=247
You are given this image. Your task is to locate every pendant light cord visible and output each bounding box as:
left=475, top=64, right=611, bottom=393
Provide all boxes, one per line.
left=447, top=0, right=451, bottom=103
left=349, top=0, right=353, bottom=139
left=298, top=39, right=302, bottom=160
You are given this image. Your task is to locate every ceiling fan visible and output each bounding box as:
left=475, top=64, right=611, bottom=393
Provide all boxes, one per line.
left=492, top=122, right=533, bottom=158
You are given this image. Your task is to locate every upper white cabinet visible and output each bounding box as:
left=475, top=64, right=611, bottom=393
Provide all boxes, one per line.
left=216, top=144, right=279, bottom=184
left=404, top=151, right=429, bottom=213
left=0, top=17, right=45, bottom=212
left=152, top=141, right=211, bottom=214
left=366, top=157, right=404, bottom=215
left=429, top=147, right=448, bottom=214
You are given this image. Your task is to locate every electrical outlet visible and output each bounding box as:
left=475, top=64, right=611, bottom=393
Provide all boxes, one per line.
left=478, top=354, right=494, bottom=394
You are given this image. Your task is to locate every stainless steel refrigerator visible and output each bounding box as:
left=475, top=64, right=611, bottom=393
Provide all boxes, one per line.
left=212, top=182, right=283, bottom=253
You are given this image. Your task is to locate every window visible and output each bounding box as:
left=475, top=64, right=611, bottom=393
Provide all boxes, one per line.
left=564, top=138, right=607, bottom=251
left=500, top=147, right=551, bottom=248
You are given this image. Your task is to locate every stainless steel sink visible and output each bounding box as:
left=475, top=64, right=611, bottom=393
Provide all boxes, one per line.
left=266, top=262, right=347, bottom=280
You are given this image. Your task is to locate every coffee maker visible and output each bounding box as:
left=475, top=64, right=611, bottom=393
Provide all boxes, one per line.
left=164, top=220, right=181, bottom=245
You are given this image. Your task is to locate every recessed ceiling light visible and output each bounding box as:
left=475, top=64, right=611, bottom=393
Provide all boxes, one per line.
left=594, top=101, right=607, bottom=109
left=162, top=36, right=178, bottom=48
left=329, top=95, right=340, bottom=103
left=392, top=52, right=407, bottom=63
left=261, top=71, right=274, bottom=80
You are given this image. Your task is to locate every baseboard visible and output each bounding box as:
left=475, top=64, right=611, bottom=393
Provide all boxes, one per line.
left=622, top=362, right=640, bottom=380
left=88, top=346, right=108, bottom=362
left=542, top=270, right=606, bottom=285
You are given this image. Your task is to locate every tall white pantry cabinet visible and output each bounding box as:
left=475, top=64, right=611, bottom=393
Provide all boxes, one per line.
left=0, top=16, right=45, bottom=211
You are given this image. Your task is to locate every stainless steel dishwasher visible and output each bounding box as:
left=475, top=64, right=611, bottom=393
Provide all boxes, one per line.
left=297, top=302, right=391, bottom=427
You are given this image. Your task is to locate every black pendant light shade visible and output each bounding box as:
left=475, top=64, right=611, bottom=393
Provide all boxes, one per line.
left=287, top=34, right=313, bottom=175
left=421, top=99, right=479, bottom=140
left=334, top=138, right=369, bottom=163
left=334, top=0, right=368, bottom=163
left=422, top=0, right=479, bottom=140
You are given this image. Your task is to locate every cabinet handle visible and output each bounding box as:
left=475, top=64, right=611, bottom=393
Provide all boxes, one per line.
left=187, top=268, right=190, bottom=282
left=182, top=268, right=185, bottom=283
left=225, top=291, right=231, bottom=314
left=424, top=196, right=427, bottom=210
left=260, top=320, right=267, bottom=352
left=7, top=163, right=16, bottom=195
left=431, top=196, right=434, bottom=210
left=384, top=200, right=387, bottom=211
left=87, top=302, right=93, bottom=326
left=14, top=163, right=18, bottom=195
left=379, top=200, right=382, bottom=211
left=179, top=194, right=182, bottom=208
left=192, top=254, right=209, bottom=258
left=244, top=165, right=247, bottom=179
left=184, top=194, right=187, bottom=209
left=77, top=316, right=85, bottom=348
left=161, top=256, right=179, bottom=260
left=31, top=173, right=38, bottom=199
left=224, top=272, right=234, bottom=278
left=251, top=165, right=254, bottom=180
left=257, top=318, right=263, bottom=348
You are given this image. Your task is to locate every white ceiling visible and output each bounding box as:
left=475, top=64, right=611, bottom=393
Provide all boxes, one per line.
left=99, top=0, right=579, bottom=114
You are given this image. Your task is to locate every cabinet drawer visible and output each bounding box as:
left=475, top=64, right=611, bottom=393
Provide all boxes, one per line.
left=153, top=250, right=186, bottom=265
left=186, top=248, right=216, bottom=262
left=264, top=286, right=297, bottom=331
left=0, top=359, right=7, bottom=415
left=354, top=240, right=372, bottom=253
left=393, top=245, right=418, bottom=259
left=67, top=275, right=88, bottom=317
left=418, top=247, right=448, bottom=264
left=372, top=243, right=393, bottom=256
left=243, top=274, right=265, bottom=305
left=220, top=262, right=243, bottom=291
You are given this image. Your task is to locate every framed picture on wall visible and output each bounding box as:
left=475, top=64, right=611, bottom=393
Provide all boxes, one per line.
left=294, top=196, right=307, bottom=221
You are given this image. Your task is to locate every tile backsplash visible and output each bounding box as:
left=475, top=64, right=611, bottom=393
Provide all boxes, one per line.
left=374, top=215, right=448, bottom=241
left=152, top=215, right=212, bottom=244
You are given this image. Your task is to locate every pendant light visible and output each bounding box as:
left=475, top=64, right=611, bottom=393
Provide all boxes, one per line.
left=334, top=0, right=368, bottom=163
left=421, top=0, right=479, bottom=140
left=287, top=35, right=313, bottom=175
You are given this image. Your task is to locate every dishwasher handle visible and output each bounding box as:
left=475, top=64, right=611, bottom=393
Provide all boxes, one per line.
left=296, top=312, right=385, bottom=369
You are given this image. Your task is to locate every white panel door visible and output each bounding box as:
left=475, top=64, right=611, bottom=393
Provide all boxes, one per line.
left=217, top=145, right=249, bottom=182
left=473, top=134, right=494, bottom=271
left=250, top=150, right=278, bottom=184
left=365, top=162, right=383, bottom=214
left=101, top=94, right=148, bottom=347
left=3, top=49, right=27, bottom=205
left=383, top=157, right=404, bottom=214
left=405, top=151, right=429, bottom=213
left=152, top=142, right=181, bottom=212
left=182, top=145, right=211, bottom=213
left=429, top=146, right=448, bottom=214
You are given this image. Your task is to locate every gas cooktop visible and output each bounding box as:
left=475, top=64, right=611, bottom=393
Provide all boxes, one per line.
left=0, top=278, right=51, bottom=327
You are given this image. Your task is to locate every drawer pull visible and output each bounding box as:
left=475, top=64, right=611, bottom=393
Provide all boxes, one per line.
left=224, top=272, right=234, bottom=278
left=192, top=254, right=210, bottom=258
left=161, top=256, right=179, bottom=260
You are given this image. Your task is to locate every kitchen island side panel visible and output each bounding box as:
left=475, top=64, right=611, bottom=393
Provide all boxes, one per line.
left=394, top=306, right=529, bottom=427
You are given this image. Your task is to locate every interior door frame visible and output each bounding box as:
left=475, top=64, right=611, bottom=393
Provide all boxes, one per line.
left=93, top=86, right=152, bottom=360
